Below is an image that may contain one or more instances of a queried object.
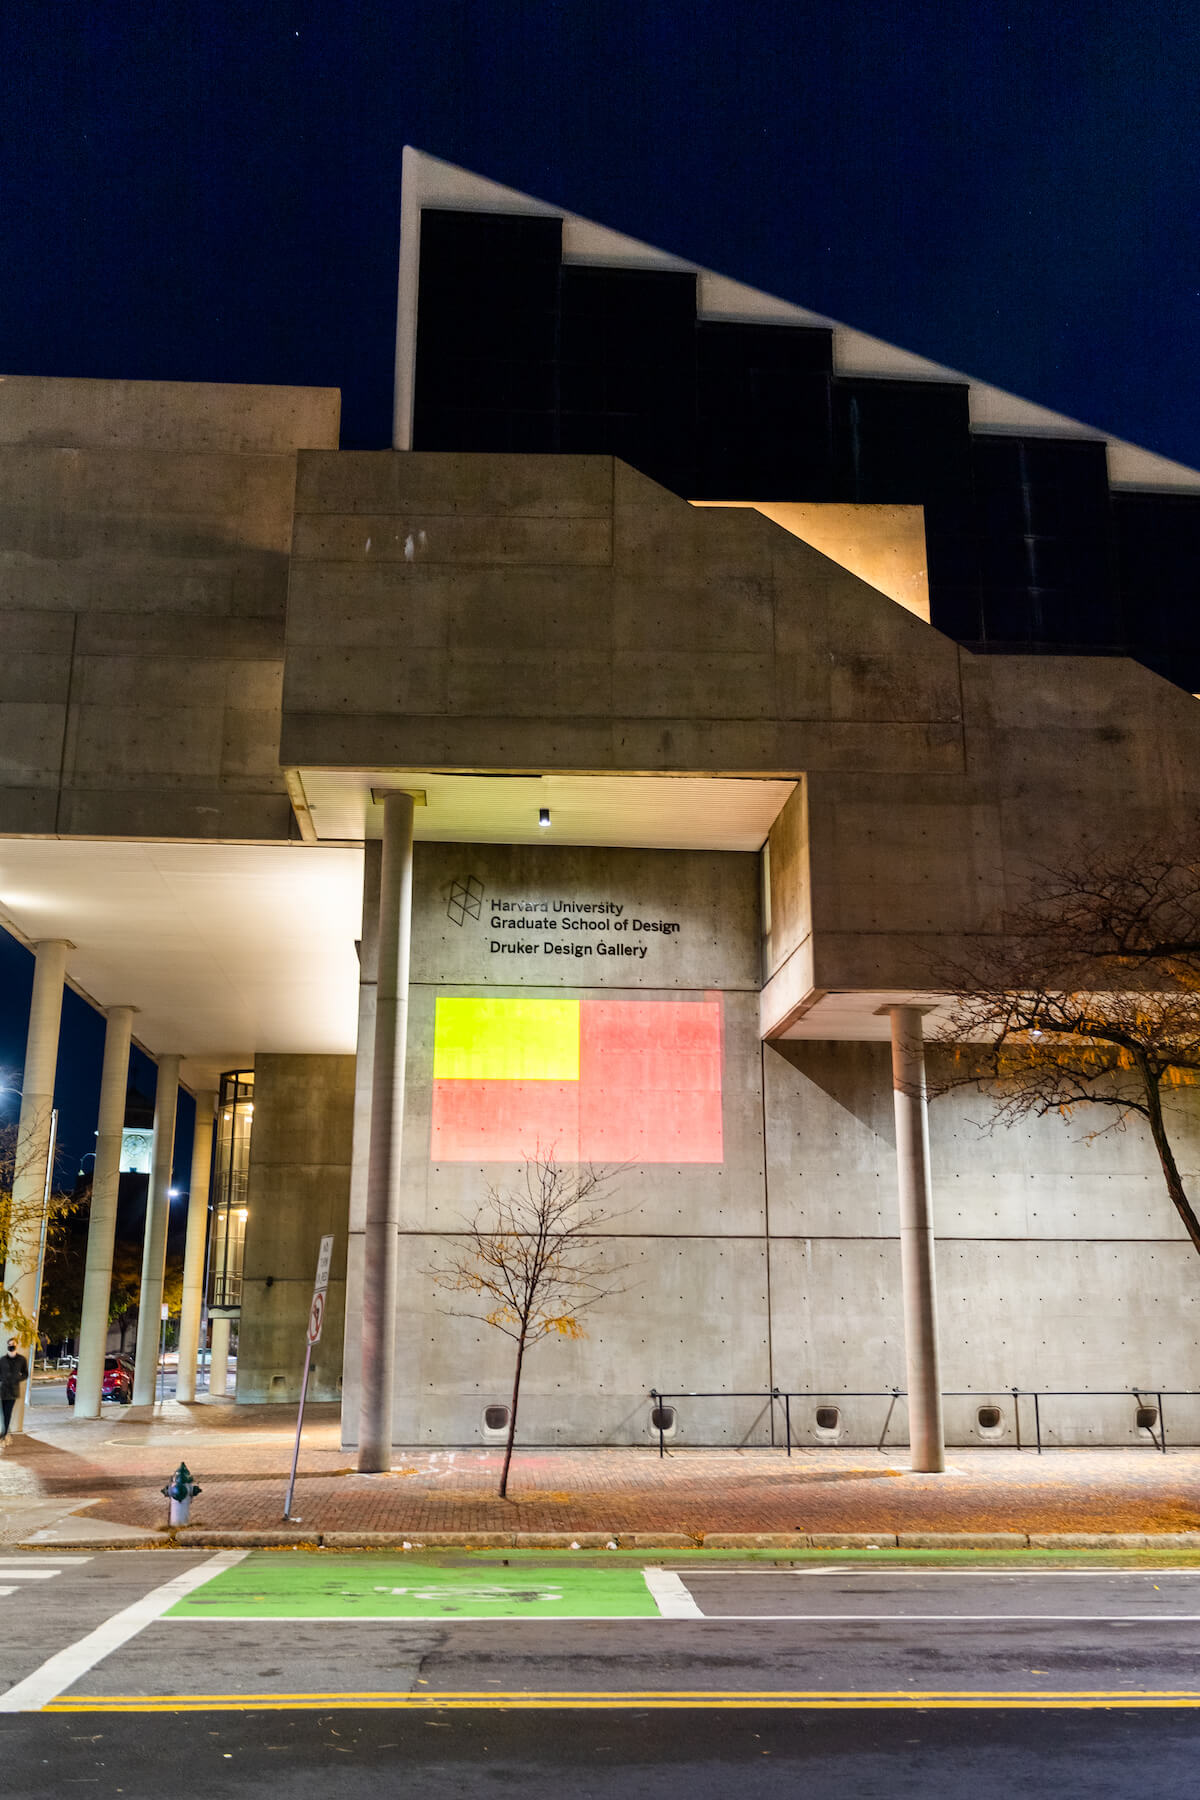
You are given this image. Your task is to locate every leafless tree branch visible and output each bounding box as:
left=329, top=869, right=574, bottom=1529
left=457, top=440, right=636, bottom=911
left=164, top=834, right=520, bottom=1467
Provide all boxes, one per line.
left=429, top=1148, right=628, bottom=1496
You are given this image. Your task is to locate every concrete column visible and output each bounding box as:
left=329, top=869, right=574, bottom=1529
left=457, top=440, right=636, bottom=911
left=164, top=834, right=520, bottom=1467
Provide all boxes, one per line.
left=209, top=1316, right=231, bottom=1397
left=74, top=1005, right=135, bottom=1419
left=2, top=939, right=70, bottom=1433
left=341, top=838, right=381, bottom=1447
left=175, top=1091, right=216, bottom=1404
left=131, top=1054, right=181, bottom=1405
left=358, top=792, right=414, bottom=1472
left=888, top=1005, right=945, bottom=1474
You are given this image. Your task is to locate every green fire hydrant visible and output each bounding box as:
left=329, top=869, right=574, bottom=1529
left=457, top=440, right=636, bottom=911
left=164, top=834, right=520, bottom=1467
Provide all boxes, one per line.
left=162, top=1461, right=201, bottom=1528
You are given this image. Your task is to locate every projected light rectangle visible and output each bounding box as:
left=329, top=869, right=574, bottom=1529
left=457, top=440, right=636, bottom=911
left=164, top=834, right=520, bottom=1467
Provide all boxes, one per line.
left=430, top=996, right=723, bottom=1163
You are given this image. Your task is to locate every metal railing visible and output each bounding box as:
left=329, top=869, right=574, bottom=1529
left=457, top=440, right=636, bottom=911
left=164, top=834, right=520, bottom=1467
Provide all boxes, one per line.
left=648, top=1386, right=1200, bottom=1457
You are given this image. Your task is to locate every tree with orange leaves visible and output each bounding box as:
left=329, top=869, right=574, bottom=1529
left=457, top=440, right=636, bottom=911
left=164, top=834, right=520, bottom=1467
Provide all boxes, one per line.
left=431, top=1153, right=626, bottom=1497
left=931, top=843, right=1200, bottom=1254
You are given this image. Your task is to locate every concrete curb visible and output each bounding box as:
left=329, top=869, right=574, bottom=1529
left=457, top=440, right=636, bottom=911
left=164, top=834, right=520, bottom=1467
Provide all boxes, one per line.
left=18, top=1528, right=1200, bottom=1553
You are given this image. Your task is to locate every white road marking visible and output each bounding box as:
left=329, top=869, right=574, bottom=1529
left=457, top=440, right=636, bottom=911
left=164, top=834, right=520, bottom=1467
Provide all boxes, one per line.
left=0, top=1588, right=15, bottom=1597
left=0, top=1557, right=91, bottom=1563
left=763, top=1569, right=1200, bottom=1580
left=642, top=1570, right=703, bottom=1617
left=670, top=1613, right=1200, bottom=1624
left=0, top=1569, right=68, bottom=1579
left=0, top=1551, right=246, bottom=1713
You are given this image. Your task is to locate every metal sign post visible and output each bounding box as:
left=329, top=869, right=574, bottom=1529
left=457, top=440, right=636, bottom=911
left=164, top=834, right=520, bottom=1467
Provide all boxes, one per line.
left=284, top=1234, right=333, bottom=1521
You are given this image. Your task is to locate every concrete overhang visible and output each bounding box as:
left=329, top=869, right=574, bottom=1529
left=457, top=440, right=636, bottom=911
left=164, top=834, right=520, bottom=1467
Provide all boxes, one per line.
left=765, top=988, right=953, bottom=1042
left=0, top=839, right=363, bottom=1090
left=0, top=776, right=796, bottom=1088
left=290, top=769, right=797, bottom=851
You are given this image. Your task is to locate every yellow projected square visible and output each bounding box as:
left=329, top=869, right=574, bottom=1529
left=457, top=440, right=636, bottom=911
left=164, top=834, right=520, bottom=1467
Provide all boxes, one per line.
left=433, top=997, right=580, bottom=1082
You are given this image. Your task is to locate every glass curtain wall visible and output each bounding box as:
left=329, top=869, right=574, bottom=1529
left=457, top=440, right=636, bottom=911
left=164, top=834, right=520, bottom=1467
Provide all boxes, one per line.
left=209, top=1070, right=253, bottom=1309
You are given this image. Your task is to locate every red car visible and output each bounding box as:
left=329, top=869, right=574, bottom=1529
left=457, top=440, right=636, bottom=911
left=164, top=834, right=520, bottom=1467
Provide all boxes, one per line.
left=66, top=1355, right=134, bottom=1405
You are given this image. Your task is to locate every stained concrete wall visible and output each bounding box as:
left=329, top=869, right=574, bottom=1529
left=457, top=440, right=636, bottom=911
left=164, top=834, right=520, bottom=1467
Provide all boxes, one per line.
left=238, top=1052, right=354, bottom=1403
left=241, top=838, right=1200, bottom=1447
left=766, top=1040, right=1200, bottom=1448
left=281, top=452, right=963, bottom=785
left=334, top=839, right=774, bottom=1445
left=0, top=375, right=339, bottom=840
left=282, top=451, right=1200, bottom=1013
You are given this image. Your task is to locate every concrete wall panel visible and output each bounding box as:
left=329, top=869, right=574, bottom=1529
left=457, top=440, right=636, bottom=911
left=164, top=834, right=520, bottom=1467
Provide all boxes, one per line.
left=0, top=377, right=335, bottom=842
left=0, top=376, right=340, bottom=454
left=393, top=1233, right=773, bottom=1446
left=239, top=1052, right=355, bottom=1404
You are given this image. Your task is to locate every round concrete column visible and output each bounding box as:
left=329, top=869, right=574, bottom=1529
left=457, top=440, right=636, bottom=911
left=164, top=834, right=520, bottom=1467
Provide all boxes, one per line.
left=175, top=1091, right=216, bottom=1404
left=131, top=1054, right=181, bottom=1405
left=209, top=1316, right=231, bottom=1397
left=74, top=1004, right=135, bottom=1419
left=2, top=938, right=70, bottom=1433
left=888, top=1004, right=945, bottom=1474
left=342, top=839, right=381, bottom=1450
left=358, top=791, right=415, bottom=1473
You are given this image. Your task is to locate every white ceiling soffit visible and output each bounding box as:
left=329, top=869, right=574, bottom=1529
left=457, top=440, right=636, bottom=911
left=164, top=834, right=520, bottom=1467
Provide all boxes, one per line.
left=395, top=147, right=1200, bottom=494
left=0, top=840, right=364, bottom=1090
left=297, top=770, right=796, bottom=851
left=772, top=991, right=953, bottom=1043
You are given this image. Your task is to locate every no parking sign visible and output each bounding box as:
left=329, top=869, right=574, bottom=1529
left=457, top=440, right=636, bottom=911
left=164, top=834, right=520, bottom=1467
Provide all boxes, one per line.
left=307, top=1236, right=333, bottom=1344
left=285, top=1233, right=334, bottom=1520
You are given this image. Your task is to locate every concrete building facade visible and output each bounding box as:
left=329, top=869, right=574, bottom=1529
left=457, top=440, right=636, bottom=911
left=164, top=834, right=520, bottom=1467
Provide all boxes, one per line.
left=2, top=150, right=1199, bottom=1458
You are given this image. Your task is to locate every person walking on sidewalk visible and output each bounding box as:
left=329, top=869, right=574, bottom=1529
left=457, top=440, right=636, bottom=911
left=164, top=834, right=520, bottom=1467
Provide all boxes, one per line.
left=0, top=1338, right=29, bottom=1440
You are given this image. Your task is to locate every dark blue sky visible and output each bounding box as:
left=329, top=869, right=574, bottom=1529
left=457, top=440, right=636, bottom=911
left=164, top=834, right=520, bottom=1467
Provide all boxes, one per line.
left=1, top=1, right=1197, bottom=1168
left=3, top=2, right=1198, bottom=459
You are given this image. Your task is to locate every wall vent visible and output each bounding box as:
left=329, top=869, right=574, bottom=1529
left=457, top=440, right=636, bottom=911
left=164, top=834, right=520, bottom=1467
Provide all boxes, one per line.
left=482, top=1404, right=511, bottom=1437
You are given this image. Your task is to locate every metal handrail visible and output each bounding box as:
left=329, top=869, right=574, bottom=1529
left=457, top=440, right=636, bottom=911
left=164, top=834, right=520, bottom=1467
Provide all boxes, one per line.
left=648, top=1385, right=1198, bottom=1457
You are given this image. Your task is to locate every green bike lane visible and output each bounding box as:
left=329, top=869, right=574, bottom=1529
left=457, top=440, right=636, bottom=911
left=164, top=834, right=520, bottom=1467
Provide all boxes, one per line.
left=167, top=1552, right=670, bottom=1620
left=3, top=1549, right=1198, bottom=1713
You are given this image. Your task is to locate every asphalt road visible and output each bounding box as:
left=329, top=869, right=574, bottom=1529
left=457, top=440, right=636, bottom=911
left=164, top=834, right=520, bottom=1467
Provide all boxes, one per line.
left=1, top=1553, right=1199, bottom=1796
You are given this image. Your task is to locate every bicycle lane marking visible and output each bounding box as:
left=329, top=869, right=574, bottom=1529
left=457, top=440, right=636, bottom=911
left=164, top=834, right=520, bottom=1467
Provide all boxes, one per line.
left=0, top=1552, right=247, bottom=1713
left=162, top=1554, right=671, bottom=1620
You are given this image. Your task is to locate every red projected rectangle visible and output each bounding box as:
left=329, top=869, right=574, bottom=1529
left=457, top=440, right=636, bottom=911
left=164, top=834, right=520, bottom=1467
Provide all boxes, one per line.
left=578, top=999, right=723, bottom=1162
left=579, top=999, right=723, bottom=1093
left=429, top=997, right=724, bottom=1164
left=430, top=1080, right=581, bottom=1163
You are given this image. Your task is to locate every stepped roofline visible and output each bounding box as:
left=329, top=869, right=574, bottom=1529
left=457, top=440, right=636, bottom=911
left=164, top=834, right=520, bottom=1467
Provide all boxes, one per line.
left=395, top=146, right=1200, bottom=495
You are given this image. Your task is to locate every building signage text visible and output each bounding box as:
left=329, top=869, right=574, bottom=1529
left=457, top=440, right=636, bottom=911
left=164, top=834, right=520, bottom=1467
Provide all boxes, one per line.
left=483, top=893, right=681, bottom=961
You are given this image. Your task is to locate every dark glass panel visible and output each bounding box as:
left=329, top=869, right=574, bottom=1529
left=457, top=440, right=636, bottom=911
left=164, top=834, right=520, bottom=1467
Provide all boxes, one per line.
left=694, top=321, right=834, bottom=499
left=413, top=209, right=562, bottom=453
left=559, top=265, right=697, bottom=492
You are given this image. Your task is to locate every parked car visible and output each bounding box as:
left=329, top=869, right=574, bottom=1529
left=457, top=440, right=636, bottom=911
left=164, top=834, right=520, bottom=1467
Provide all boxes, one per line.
left=66, top=1355, right=134, bottom=1405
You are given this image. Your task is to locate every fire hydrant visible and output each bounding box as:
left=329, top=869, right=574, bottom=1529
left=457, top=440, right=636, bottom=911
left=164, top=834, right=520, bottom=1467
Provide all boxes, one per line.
left=162, top=1462, right=201, bottom=1528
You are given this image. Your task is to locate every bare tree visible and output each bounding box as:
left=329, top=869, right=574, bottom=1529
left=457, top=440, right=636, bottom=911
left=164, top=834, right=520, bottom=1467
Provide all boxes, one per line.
left=930, top=842, right=1200, bottom=1255
left=431, top=1154, right=626, bottom=1498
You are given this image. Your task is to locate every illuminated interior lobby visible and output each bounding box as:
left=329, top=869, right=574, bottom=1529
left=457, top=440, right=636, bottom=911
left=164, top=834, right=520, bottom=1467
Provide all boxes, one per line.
left=3, top=149, right=1200, bottom=1470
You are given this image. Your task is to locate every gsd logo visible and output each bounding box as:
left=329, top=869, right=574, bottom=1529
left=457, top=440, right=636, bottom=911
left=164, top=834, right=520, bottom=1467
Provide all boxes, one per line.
left=446, top=875, right=484, bottom=926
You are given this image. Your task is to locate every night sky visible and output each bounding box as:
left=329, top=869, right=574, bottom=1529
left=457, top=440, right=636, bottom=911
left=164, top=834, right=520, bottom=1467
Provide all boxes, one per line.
left=1, top=2, right=1197, bottom=1171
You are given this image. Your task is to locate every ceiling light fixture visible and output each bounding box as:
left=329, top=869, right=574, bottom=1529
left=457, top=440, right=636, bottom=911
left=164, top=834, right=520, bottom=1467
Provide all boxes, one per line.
left=539, top=807, right=551, bottom=829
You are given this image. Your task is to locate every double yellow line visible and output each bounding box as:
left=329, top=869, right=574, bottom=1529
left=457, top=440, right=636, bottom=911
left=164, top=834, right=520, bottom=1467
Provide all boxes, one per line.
left=44, top=1689, right=1200, bottom=1713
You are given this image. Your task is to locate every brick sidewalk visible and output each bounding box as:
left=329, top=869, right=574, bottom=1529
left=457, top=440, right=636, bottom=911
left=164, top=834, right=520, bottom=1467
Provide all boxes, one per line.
left=3, top=1401, right=1200, bottom=1539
